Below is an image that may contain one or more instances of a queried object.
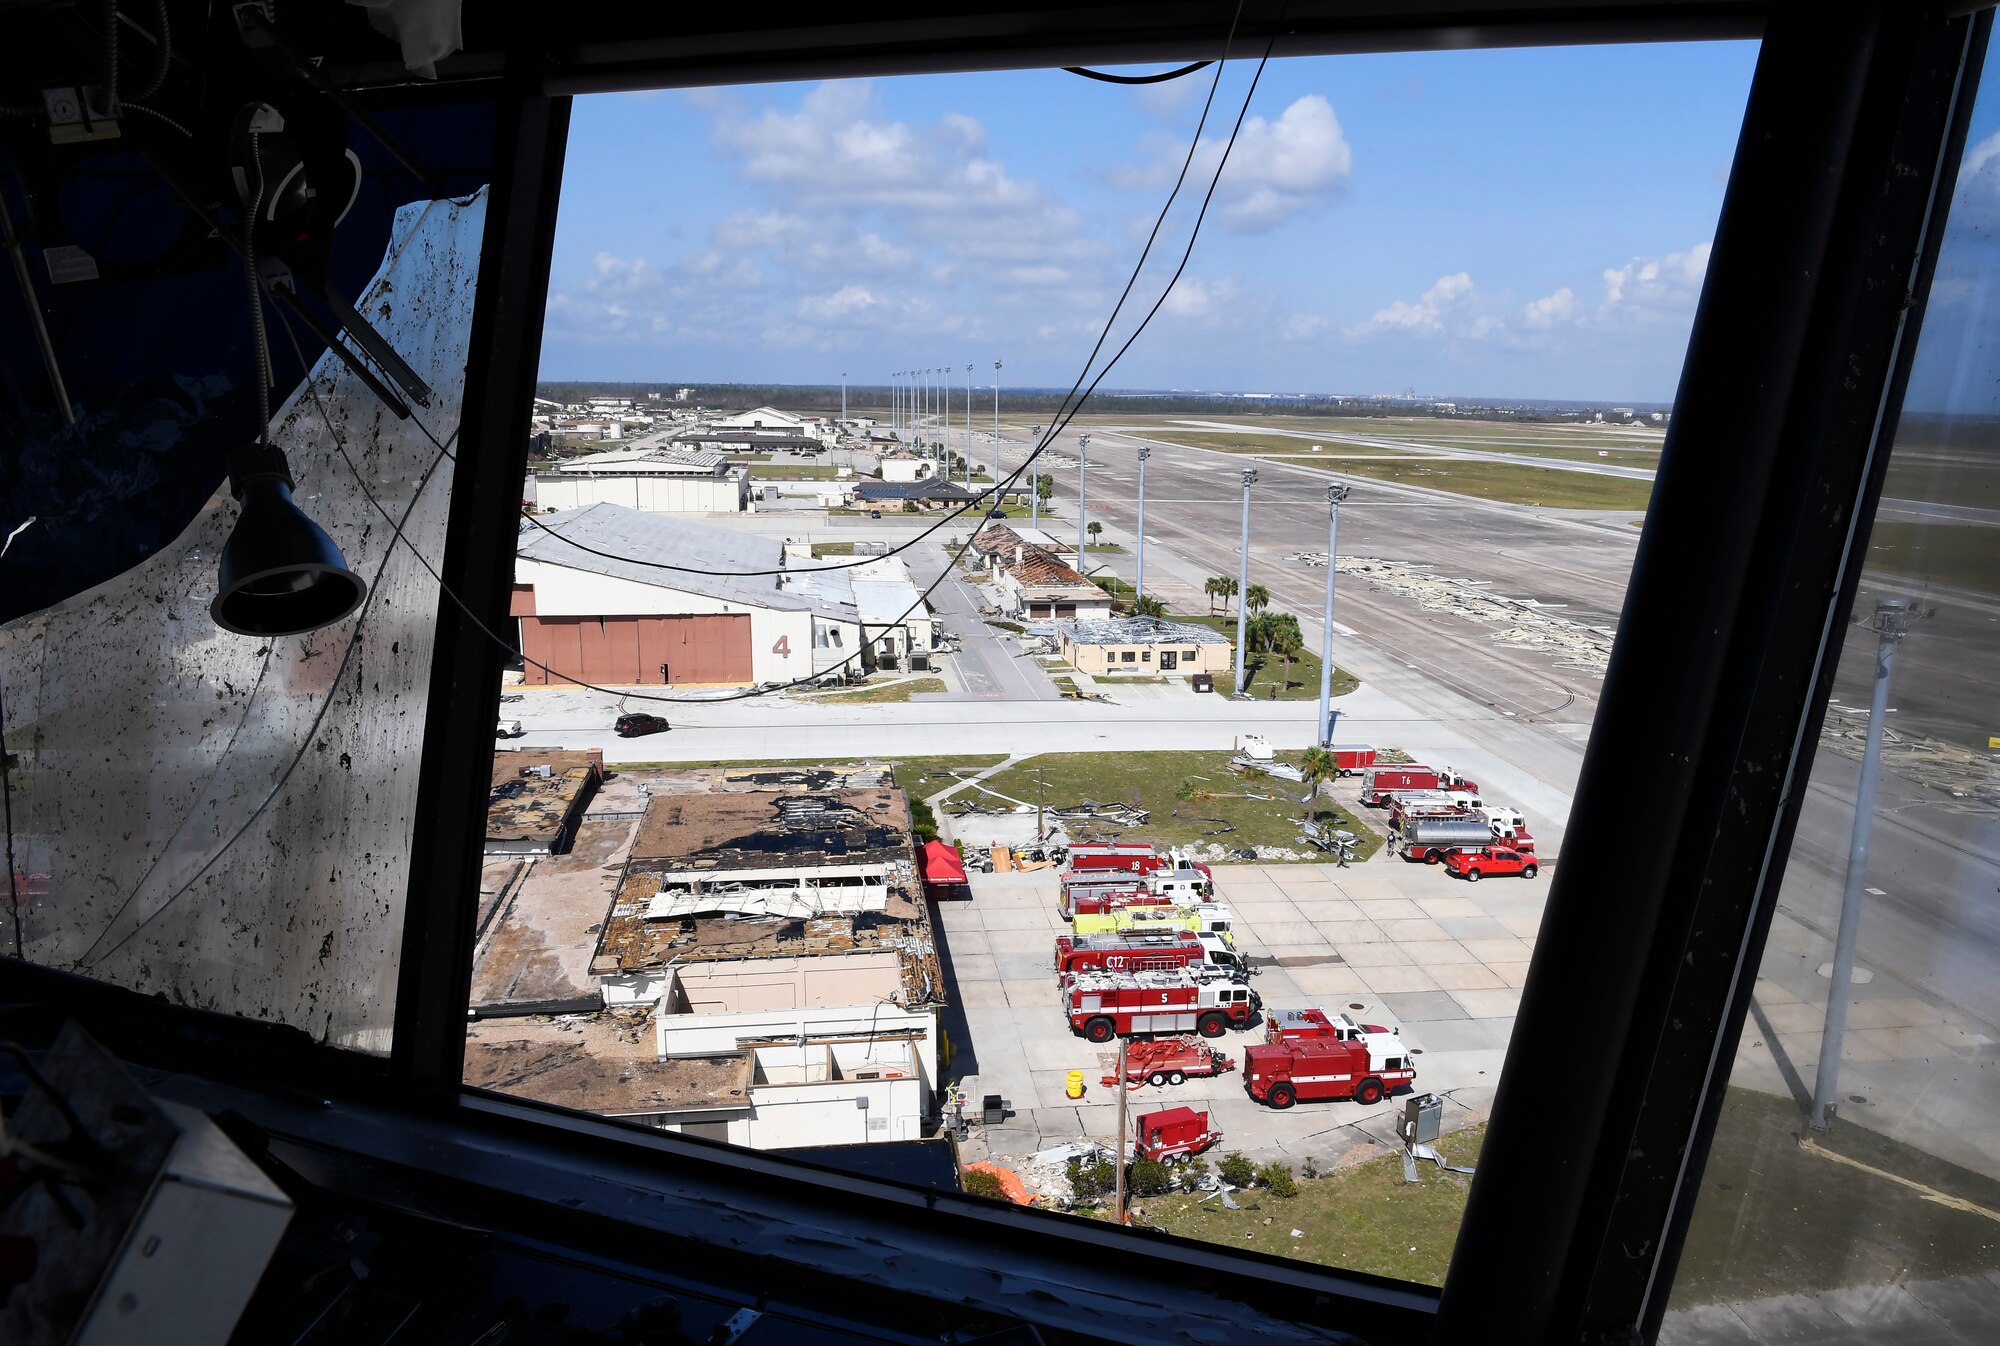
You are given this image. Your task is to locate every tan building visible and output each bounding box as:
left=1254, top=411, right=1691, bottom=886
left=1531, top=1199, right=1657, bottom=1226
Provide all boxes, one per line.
left=1060, top=617, right=1234, bottom=677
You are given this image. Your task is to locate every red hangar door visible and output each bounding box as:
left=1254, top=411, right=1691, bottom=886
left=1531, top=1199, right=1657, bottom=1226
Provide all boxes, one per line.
left=518, top=614, right=753, bottom=685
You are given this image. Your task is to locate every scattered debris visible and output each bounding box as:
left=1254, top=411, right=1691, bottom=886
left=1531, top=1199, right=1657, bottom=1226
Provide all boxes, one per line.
left=1311, top=556, right=1617, bottom=674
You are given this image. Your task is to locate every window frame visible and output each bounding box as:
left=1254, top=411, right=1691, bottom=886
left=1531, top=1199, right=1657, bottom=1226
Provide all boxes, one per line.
left=6, top=5, right=1989, bottom=1343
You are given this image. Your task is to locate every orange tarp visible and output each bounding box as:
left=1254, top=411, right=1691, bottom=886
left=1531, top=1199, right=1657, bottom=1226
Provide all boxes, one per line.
left=963, top=1162, right=1035, bottom=1205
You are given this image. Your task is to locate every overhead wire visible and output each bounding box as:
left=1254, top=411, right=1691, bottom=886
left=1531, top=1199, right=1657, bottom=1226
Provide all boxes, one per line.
left=506, top=0, right=1250, bottom=581
left=1065, top=61, right=1214, bottom=85
left=79, top=8, right=1291, bottom=965
left=328, top=0, right=1280, bottom=707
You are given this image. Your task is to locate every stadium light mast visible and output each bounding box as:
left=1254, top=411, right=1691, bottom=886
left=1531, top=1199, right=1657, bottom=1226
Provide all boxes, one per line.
left=1076, top=434, right=1090, bottom=561
left=1317, top=484, right=1351, bottom=745
left=965, top=363, right=975, bottom=488
left=1135, top=446, right=1151, bottom=604
left=1233, top=468, right=1258, bottom=697
left=840, top=371, right=847, bottom=424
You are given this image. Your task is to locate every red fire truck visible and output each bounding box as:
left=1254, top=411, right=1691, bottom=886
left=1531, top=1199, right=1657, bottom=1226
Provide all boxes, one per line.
left=1060, top=871, right=1211, bottom=919
left=1055, top=930, right=1245, bottom=979
left=1099, top=1037, right=1236, bottom=1088
left=1068, top=844, right=1215, bottom=882
left=1064, top=969, right=1261, bottom=1043
left=1359, top=765, right=1480, bottom=806
left=1244, top=1031, right=1419, bottom=1109
left=1265, top=1008, right=1395, bottom=1044
left=1133, top=1106, right=1223, bottom=1163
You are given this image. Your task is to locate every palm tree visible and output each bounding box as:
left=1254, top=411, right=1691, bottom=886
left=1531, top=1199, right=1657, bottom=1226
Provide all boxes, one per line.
left=1036, top=473, right=1055, bottom=505
left=1245, top=583, right=1270, bottom=616
left=1206, top=575, right=1238, bottom=615
left=1132, top=594, right=1167, bottom=619
left=1298, top=746, right=1339, bottom=819
left=1273, top=625, right=1304, bottom=697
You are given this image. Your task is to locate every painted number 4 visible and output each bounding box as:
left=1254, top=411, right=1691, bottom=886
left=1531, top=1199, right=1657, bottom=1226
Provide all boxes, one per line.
left=772, top=636, right=791, bottom=656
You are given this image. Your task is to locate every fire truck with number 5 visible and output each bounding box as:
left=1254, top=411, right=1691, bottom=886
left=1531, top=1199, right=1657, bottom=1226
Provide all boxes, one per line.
left=1064, top=968, right=1260, bottom=1043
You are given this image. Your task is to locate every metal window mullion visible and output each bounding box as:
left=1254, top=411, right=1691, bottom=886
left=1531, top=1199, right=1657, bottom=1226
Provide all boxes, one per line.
left=391, top=91, right=573, bottom=1096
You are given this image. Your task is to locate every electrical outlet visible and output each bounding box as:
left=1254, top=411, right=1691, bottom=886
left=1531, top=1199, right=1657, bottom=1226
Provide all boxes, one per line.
left=40, top=86, right=81, bottom=124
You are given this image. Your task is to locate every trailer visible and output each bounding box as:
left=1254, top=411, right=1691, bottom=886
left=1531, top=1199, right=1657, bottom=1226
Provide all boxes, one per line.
left=1100, top=1037, right=1236, bottom=1088
left=1133, top=1106, right=1223, bottom=1164
left=1265, top=1008, right=1395, bottom=1044
left=1359, top=765, right=1480, bottom=806
left=1056, top=930, right=1245, bottom=979
left=1244, top=1032, right=1418, bottom=1109
left=1064, top=968, right=1260, bottom=1042
left=1071, top=902, right=1235, bottom=943
left=1396, top=814, right=1499, bottom=864
left=1329, top=744, right=1378, bottom=776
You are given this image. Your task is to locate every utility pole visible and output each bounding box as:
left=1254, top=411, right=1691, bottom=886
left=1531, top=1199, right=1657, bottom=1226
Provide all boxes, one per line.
left=1317, top=483, right=1350, bottom=745
left=1035, top=765, right=1046, bottom=842
left=1233, top=468, right=1257, bottom=697
left=1113, top=1035, right=1129, bottom=1225
left=1135, top=446, right=1150, bottom=604
left=1076, top=434, right=1090, bottom=562
left=1811, top=596, right=1924, bottom=1130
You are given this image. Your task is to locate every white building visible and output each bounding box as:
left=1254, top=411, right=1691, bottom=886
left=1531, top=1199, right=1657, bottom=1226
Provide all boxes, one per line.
left=533, top=446, right=749, bottom=514
left=512, top=504, right=863, bottom=685
left=879, top=453, right=936, bottom=483
left=709, top=405, right=807, bottom=431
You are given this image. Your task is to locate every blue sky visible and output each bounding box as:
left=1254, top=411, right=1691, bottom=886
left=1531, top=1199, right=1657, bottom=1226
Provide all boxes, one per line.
left=540, top=42, right=1768, bottom=402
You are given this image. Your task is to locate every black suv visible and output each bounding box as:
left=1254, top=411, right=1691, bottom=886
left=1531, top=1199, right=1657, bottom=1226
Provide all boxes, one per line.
left=614, top=712, right=671, bottom=738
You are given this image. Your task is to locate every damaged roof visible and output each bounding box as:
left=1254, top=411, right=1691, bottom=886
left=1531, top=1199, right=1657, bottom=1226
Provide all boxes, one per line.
left=486, top=749, right=602, bottom=854
left=465, top=1018, right=754, bottom=1115
left=630, top=788, right=913, bottom=870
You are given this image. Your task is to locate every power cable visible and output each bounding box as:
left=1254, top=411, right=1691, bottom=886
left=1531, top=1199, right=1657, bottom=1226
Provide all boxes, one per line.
left=304, top=0, right=1283, bottom=707
left=1065, top=61, right=1213, bottom=85
left=513, top=0, right=1250, bottom=581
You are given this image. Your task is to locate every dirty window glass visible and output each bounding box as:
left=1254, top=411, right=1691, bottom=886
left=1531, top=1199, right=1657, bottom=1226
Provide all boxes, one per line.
left=1661, top=29, right=2000, bottom=1337
left=1, top=176, right=488, bottom=1053
left=465, top=40, right=1755, bottom=1285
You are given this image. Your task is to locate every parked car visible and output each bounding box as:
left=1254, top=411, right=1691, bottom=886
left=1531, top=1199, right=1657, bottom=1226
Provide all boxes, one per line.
left=1443, top=846, right=1538, bottom=882
left=868, top=509, right=883, bottom=519
left=495, top=719, right=525, bottom=738
left=614, top=713, right=671, bottom=738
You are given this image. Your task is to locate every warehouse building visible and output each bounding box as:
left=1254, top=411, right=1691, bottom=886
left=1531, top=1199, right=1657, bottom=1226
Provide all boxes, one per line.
left=1060, top=616, right=1234, bottom=677
left=532, top=446, right=750, bottom=514
left=512, top=504, right=867, bottom=686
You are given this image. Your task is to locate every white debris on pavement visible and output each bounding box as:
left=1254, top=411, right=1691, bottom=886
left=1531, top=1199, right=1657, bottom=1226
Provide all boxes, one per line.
left=1293, top=556, right=1618, bottom=674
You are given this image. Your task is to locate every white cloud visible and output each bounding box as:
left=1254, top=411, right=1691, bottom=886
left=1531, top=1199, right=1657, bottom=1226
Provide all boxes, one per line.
left=798, top=286, right=884, bottom=323
left=1159, top=275, right=1241, bottom=320
left=1280, top=313, right=1331, bottom=342
left=1602, top=243, right=1710, bottom=309
left=1365, top=272, right=1474, bottom=332
left=1521, top=286, right=1578, bottom=330
left=1116, top=95, right=1354, bottom=233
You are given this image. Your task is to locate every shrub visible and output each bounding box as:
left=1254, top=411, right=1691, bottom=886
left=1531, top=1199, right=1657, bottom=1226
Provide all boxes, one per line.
left=910, top=796, right=939, bottom=842
left=1301, top=1155, right=1319, bottom=1180
left=1217, top=1152, right=1257, bottom=1188
left=1180, top=1156, right=1211, bottom=1191
left=1068, top=1157, right=1118, bottom=1204
left=1259, top=1162, right=1299, bottom=1198
left=1127, top=1159, right=1174, bottom=1197
left=961, top=1168, right=1007, bottom=1201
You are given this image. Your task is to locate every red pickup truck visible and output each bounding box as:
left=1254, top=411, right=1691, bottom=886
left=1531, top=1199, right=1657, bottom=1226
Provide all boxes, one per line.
left=1443, top=845, right=1540, bottom=882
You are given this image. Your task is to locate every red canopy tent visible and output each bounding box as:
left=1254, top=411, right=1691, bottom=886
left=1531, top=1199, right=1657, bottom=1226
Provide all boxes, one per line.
left=919, top=839, right=970, bottom=898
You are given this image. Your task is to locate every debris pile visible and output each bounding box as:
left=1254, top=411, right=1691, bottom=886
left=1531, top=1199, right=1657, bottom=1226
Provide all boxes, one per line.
left=1820, top=710, right=2000, bottom=814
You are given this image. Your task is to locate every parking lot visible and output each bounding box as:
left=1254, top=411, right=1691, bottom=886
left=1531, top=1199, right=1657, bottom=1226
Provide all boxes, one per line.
left=939, top=850, right=1548, bottom=1175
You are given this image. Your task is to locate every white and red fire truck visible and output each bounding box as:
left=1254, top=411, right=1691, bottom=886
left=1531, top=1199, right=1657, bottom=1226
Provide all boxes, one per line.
left=1133, top=1106, right=1223, bottom=1163
left=1059, top=869, right=1211, bottom=918
left=1359, top=765, right=1480, bottom=806
left=1064, top=968, right=1260, bottom=1043
left=1055, top=930, right=1244, bottom=979
left=1265, top=1007, right=1395, bottom=1044
left=1068, top=843, right=1215, bottom=882
left=1244, top=1019, right=1417, bottom=1109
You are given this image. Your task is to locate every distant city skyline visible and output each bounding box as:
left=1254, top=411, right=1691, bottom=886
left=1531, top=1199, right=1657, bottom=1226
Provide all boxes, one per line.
left=540, top=43, right=1762, bottom=402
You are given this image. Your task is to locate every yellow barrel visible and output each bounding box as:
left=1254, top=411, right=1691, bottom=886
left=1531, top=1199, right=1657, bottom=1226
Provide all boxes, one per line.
left=1065, top=1070, right=1085, bottom=1099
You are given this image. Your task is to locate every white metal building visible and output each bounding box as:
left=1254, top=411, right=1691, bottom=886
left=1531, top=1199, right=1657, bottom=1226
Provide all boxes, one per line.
left=533, top=446, right=750, bottom=514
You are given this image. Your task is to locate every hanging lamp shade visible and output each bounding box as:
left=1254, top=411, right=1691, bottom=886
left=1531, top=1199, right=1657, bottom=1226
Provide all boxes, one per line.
left=211, top=444, right=365, bottom=636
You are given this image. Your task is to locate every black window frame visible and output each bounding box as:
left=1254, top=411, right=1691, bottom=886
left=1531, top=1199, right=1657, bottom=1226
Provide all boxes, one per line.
left=6, top=4, right=1991, bottom=1343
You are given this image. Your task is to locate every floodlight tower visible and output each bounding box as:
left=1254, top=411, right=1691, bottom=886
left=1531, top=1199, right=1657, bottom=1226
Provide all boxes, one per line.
left=1076, top=434, right=1090, bottom=559
left=1233, top=468, right=1257, bottom=697
left=1317, top=484, right=1351, bottom=744
left=1135, top=446, right=1151, bottom=603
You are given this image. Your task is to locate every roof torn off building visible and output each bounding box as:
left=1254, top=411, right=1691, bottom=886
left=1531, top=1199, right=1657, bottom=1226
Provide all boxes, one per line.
left=486, top=749, right=604, bottom=855
left=594, top=787, right=940, bottom=1009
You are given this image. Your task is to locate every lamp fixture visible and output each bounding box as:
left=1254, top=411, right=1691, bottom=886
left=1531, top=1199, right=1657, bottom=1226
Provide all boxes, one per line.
left=211, top=443, right=365, bottom=636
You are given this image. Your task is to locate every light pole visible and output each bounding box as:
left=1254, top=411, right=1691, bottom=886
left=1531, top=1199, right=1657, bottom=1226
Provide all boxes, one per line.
left=892, top=372, right=901, bottom=437
left=1811, top=596, right=1924, bottom=1130
left=941, top=365, right=950, bottom=474
left=840, top=371, right=847, bottom=424
left=1135, top=446, right=1150, bottom=604
left=992, top=359, right=1002, bottom=465
left=1028, top=425, right=1042, bottom=525
left=1233, top=468, right=1257, bottom=697
left=1076, top=433, right=1090, bottom=561
left=965, top=363, right=975, bottom=489
left=1317, top=483, right=1351, bottom=745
